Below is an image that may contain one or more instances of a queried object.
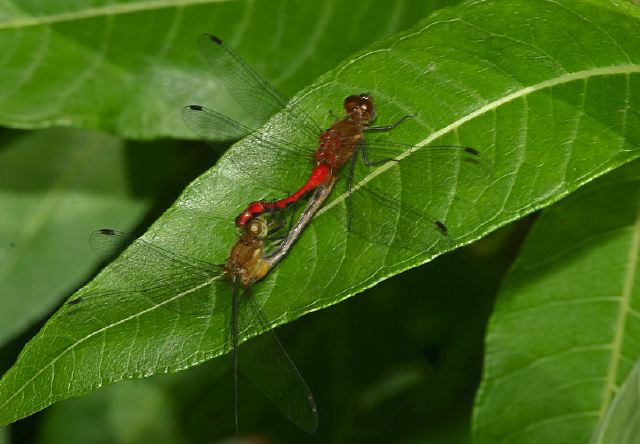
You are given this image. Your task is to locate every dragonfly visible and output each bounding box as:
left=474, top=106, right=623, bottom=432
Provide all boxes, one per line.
left=184, top=35, right=486, bottom=252
left=67, top=180, right=337, bottom=433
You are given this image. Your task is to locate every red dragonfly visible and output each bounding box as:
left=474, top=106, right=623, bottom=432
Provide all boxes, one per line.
left=66, top=180, right=337, bottom=434
left=184, top=35, right=484, bottom=251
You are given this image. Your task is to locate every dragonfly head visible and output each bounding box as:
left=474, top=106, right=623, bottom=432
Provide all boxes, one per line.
left=344, top=94, right=376, bottom=124
left=246, top=216, right=269, bottom=240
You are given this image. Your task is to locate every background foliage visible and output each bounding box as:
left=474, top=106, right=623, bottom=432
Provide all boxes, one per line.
left=1, top=0, right=640, bottom=443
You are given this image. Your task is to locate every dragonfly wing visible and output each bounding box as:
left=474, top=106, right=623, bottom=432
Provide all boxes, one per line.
left=363, top=138, right=490, bottom=177
left=182, top=103, right=316, bottom=196
left=198, top=34, right=321, bottom=139
left=67, top=229, right=224, bottom=318
left=329, top=142, right=489, bottom=252
left=343, top=172, right=453, bottom=252
left=182, top=104, right=255, bottom=142
left=236, top=286, right=318, bottom=433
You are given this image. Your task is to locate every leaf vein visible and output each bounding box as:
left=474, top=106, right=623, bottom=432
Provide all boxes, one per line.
left=318, top=66, right=640, bottom=219
left=0, top=0, right=232, bottom=30
left=597, top=199, right=640, bottom=418
left=0, top=276, right=223, bottom=413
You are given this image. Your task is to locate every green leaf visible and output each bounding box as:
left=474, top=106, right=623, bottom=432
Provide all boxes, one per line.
left=473, top=159, right=640, bottom=443
left=39, top=379, right=185, bottom=444
left=0, top=0, right=446, bottom=138
left=591, top=358, right=640, bottom=444
left=2, top=0, right=640, bottom=425
left=0, top=128, right=162, bottom=347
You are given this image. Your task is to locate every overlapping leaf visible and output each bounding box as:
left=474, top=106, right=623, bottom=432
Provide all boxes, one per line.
left=473, top=160, right=640, bottom=443
left=0, top=0, right=442, bottom=138
left=0, top=128, right=161, bottom=347
left=591, top=357, right=640, bottom=444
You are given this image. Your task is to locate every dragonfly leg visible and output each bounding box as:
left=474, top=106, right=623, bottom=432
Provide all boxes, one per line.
left=265, top=199, right=301, bottom=243
left=365, top=114, right=414, bottom=132
left=266, top=209, right=285, bottom=235
left=360, top=139, right=399, bottom=167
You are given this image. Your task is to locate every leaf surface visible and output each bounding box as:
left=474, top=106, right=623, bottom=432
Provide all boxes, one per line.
left=473, top=160, right=640, bottom=443
left=0, top=0, right=443, bottom=138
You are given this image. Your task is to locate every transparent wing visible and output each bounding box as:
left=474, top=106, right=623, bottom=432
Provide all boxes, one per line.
left=331, top=144, right=489, bottom=251
left=182, top=104, right=314, bottom=159
left=184, top=34, right=326, bottom=194
left=66, top=229, right=223, bottom=317
left=182, top=104, right=316, bottom=195
left=182, top=104, right=257, bottom=142
left=236, top=285, right=318, bottom=433
left=360, top=137, right=488, bottom=172
left=197, top=34, right=321, bottom=139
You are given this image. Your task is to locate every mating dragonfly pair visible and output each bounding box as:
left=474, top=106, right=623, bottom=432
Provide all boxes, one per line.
left=70, top=34, right=484, bottom=434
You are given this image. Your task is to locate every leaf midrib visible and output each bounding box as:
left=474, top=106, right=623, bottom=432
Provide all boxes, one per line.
left=597, top=200, right=640, bottom=418
left=0, top=274, right=223, bottom=419
left=0, top=0, right=231, bottom=30
left=318, top=64, right=640, bottom=229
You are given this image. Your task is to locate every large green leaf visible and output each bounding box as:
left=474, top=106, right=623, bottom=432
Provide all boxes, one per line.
left=2, top=0, right=640, bottom=426
left=0, top=128, right=162, bottom=347
left=0, top=0, right=446, bottom=138
left=473, top=160, right=640, bottom=443
left=591, top=358, right=640, bottom=444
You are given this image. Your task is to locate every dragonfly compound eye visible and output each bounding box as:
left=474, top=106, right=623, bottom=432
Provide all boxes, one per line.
left=343, top=95, right=360, bottom=114
left=344, top=94, right=376, bottom=123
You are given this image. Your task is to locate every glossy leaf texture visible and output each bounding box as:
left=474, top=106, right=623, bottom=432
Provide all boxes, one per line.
left=0, top=0, right=446, bottom=139
left=2, top=0, right=640, bottom=425
left=473, top=160, right=640, bottom=443
left=590, top=357, right=640, bottom=444
left=0, top=128, right=164, bottom=347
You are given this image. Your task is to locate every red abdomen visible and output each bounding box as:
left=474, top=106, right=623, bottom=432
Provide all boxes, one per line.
left=235, top=121, right=363, bottom=228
